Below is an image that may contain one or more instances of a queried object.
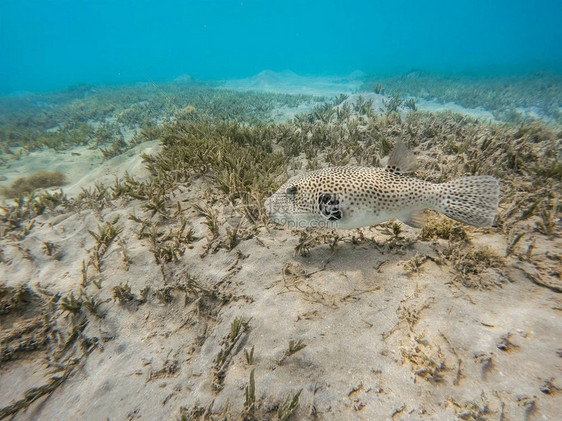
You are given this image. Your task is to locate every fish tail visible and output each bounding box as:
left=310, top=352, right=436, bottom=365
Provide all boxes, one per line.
left=435, top=176, right=500, bottom=227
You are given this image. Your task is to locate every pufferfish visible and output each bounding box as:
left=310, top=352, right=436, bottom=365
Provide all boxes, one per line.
left=264, top=141, right=500, bottom=229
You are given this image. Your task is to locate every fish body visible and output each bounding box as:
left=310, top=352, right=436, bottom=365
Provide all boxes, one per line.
left=264, top=142, right=500, bottom=229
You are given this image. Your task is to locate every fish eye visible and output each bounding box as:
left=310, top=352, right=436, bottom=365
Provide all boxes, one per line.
left=286, top=186, right=298, bottom=195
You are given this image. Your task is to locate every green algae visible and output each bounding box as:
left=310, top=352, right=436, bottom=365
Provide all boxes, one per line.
left=2, top=171, right=66, bottom=198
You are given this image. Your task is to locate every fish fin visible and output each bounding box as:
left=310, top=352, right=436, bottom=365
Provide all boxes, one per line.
left=386, top=140, right=417, bottom=175
left=437, top=176, right=500, bottom=227
left=399, top=209, right=425, bottom=228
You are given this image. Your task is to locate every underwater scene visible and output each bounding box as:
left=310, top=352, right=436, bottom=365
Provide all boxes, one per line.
left=0, top=1, right=561, bottom=420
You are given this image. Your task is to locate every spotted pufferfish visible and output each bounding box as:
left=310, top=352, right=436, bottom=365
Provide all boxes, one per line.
left=265, top=141, right=500, bottom=230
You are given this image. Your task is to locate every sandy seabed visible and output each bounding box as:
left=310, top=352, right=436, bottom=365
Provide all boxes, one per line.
left=1, top=74, right=561, bottom=420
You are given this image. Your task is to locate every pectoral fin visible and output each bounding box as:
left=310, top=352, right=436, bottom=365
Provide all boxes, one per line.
left=399, top=209, right=425, bottom=228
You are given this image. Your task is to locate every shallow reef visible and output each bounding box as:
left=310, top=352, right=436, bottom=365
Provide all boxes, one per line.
left=0, top=83, right=561, bottom=420
left=0, top=81, right=322, bottom=168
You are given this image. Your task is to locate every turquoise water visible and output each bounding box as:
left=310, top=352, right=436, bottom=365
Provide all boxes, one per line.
left=1, top=0, right=561, bottom=94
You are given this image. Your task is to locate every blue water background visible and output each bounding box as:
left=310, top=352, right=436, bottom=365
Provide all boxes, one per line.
left=1, top=0, right=561, bottom=94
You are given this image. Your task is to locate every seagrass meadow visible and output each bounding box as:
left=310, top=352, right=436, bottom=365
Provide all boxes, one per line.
left=0, top=76, right=561, bottom=420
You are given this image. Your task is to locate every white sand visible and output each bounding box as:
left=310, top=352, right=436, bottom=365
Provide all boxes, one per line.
left=223, top=70, right=364, bottom=96
left=1, top=186, right=560, bottom=419
left=0, top=141, right=160, bottom=201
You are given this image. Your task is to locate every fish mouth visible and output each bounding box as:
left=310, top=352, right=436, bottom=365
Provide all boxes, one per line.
left=265, top=211, right=285, bottom=226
